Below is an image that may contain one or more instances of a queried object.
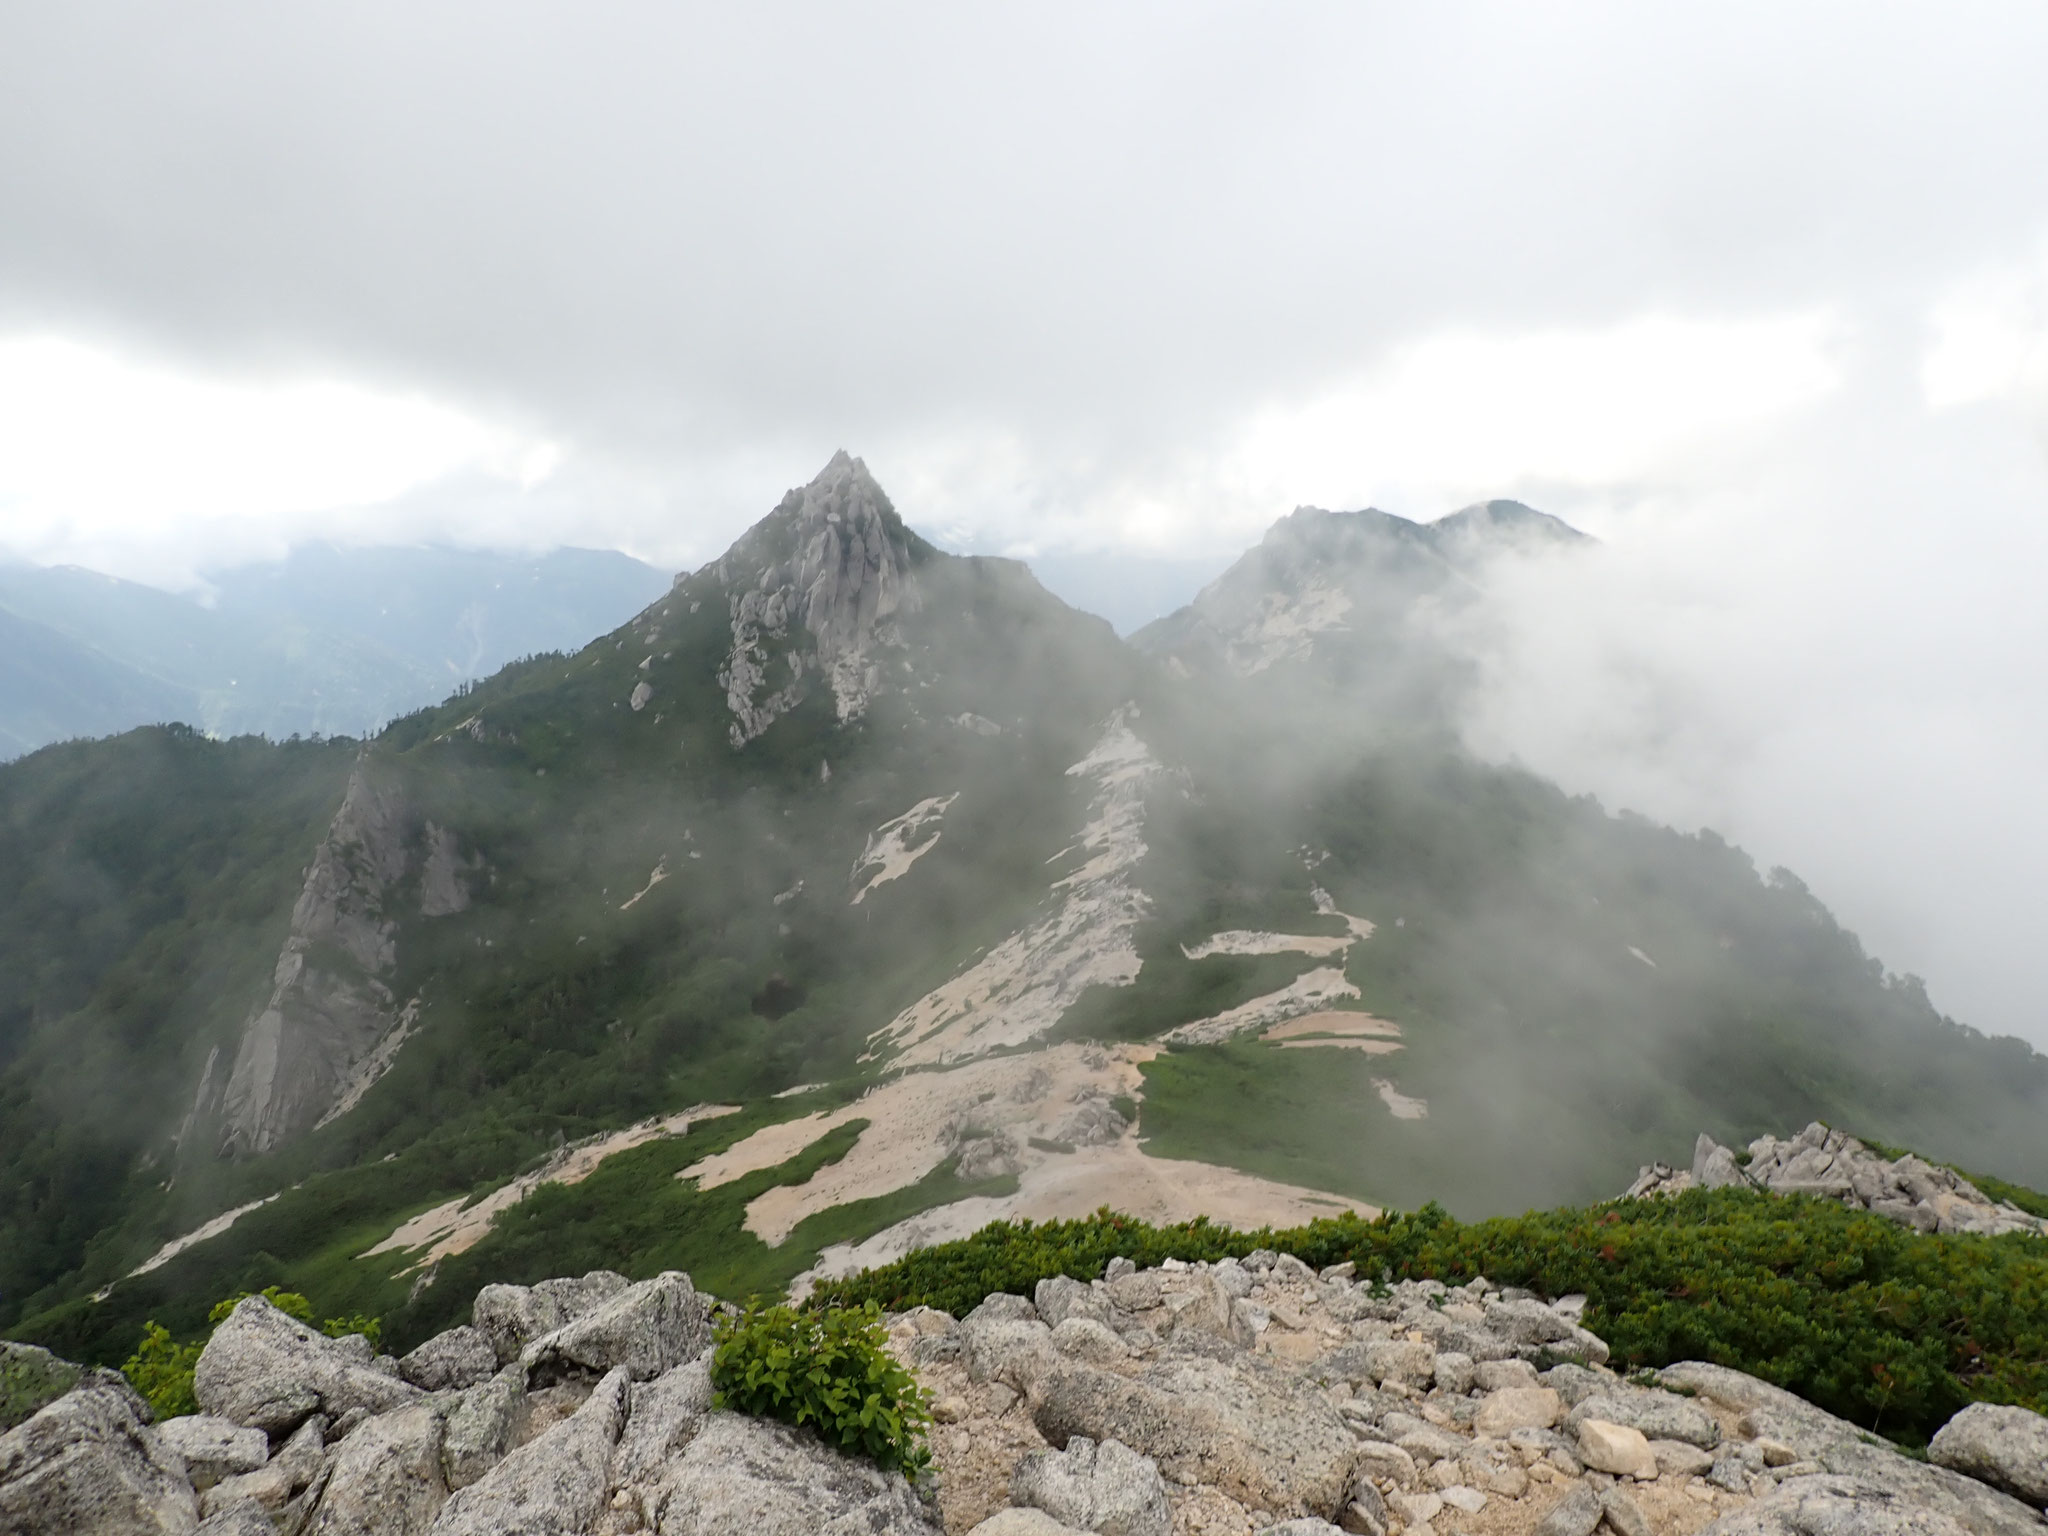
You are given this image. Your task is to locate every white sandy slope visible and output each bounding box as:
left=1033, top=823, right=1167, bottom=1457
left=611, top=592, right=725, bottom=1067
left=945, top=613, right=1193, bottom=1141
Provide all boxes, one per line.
left=851, top=793, right=958, bottom=903
left=1160, top=965, right=1365, bottom=1046
left=865, top=710, right=1161, bottom=1070
left=677, top=1040, right=1378, bottom=1301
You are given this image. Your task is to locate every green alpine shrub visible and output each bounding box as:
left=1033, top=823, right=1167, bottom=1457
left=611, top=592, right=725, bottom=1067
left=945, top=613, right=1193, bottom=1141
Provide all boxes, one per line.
left=711, top=1302, right=931, bottom=1476
left=120, top=1323, right=201, bottom=1420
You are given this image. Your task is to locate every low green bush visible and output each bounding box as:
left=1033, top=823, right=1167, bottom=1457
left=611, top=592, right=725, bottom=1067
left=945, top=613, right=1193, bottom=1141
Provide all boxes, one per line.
left=121, top=1324, right=201, bottom=1420
left=811, top=1189, right=2048, bottom=1445
left=711, top=1302, right=931, bottom=1476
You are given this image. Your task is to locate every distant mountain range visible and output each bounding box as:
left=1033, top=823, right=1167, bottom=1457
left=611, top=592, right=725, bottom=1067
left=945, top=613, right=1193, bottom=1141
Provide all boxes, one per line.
left=4, top=452, right=2043, bottom=1375
left=0, top=545, right=672, bottom=757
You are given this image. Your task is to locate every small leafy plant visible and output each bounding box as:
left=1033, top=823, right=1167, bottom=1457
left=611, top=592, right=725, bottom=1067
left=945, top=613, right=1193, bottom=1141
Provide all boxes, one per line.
left=711, top=1302, right=931, bottom=1476
left=121, top=1323, right=201, bottom=1420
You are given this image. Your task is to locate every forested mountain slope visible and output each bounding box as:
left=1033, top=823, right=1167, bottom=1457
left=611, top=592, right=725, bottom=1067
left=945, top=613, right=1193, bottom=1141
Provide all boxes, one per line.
left=1, top=453, right=2041, bottom=1372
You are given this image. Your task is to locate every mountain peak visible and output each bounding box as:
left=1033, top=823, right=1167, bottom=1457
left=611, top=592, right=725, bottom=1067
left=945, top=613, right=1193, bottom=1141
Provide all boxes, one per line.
left=1430, top=498, right=1588, bottom=550
left=700, top=452, right=923, bottom=745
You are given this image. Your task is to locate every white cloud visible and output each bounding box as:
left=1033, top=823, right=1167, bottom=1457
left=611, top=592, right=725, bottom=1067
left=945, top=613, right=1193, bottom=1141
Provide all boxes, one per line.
left=0, top=335, right=556, bottom=582
left=1922, top=264, right=2048, bottom=411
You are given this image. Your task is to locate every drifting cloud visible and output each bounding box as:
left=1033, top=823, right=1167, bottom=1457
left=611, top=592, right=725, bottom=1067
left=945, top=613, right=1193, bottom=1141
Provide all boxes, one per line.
left=0, top=3, right=2045, bottom=1044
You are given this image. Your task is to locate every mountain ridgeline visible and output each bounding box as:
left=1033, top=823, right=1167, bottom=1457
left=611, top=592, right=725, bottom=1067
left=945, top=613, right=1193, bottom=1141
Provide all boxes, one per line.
left=2, top=451, right=2042, bottom=1369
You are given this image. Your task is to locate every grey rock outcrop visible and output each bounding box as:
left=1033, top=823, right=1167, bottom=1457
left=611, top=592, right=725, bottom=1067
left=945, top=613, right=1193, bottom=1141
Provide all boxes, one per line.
left=1010, top=1434, right=1171, bottom=1536
left=397, top=1326, right=498, bottom=1393
left=1534, top=1482, right=1605, bottom=1536
left=306, top=1403, right=446, bottom=1536
left=156, top=1416, right=268, bottom=1490
left=1929, top=1404, right=2048, bottom=1508
left=472, top=1270, right=629, bottom=1365
left=1659, top=1361, right=2047, bottom=1536
left=649, top=1410, right=942, bottom=1536
left=1627, top=1124, right=2048, bottom=1238
left=1565, top=1387, right=1721, bottom=1448
left=199, top=1414, right=325, bottom=1519
left=195, top=1503, right=279, bottom=1536
left=194, top=1295, right=422, bottom=1435
left=437, top=1366, right=522, bottom=1492
left=0, top=1374, right=198, bottom=1536
left=1699, top=1473, right=1977, bottom=1536
left=518, top=1271, right=710, bottom=1383
left=428, top=1367, right=628, bottom=1536
left=610, top=1355, right=714, bottom=1493
left=1030, top=1353, right=1359, bottom=1518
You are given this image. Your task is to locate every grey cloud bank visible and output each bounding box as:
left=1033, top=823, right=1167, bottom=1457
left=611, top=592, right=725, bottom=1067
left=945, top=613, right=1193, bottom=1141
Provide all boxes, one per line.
left=0, top=2, right=2045, bottom=1044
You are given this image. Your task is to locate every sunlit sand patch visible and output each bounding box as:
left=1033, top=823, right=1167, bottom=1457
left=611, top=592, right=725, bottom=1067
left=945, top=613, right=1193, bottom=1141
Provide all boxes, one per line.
left=1262, top=1010, right=1401, bottom=1040
left=127, top=1193, right=282, bottom=1280
left=360, top=1103, right=739, bottom=1272
left=1181, top=930, right=1349, bottom=960
left=850, top=793, right=959, bottom=904
left=1373, top=1078, right=1429, bottom=1119
left=1277, top=1038, right=1404, bottom=1054
left=682, top=1043, right=1149, bottom=1244
left=1161, top=966, right=1362, bottom=1046
left=865, top=712, right=1159, bottom=1069
left=789, top=1138, right=1376, bottom=1299
left=619, top=857, right=669, bottom=909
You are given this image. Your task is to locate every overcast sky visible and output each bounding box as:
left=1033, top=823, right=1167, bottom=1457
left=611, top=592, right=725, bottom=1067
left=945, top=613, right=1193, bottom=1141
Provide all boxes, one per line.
left=2, top=2, right=2046, bottom=1045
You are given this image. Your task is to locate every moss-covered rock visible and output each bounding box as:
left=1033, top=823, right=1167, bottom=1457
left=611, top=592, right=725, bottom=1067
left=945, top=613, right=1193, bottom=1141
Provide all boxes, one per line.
left=0, top=1339, right=82, bottom=1431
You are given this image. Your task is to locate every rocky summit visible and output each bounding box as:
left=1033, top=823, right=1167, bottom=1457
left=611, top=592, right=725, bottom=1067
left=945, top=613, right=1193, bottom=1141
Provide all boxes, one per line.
left=1626, top=1124, right=2048, bottom=1239
left=4, top=1258, right=2046, bottom=1536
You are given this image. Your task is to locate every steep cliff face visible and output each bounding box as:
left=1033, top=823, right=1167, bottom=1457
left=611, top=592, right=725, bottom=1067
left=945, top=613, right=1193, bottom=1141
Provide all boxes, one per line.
left=712, top=451, right=921, bottom=746
left=215, top=765, right=471, bottom=1157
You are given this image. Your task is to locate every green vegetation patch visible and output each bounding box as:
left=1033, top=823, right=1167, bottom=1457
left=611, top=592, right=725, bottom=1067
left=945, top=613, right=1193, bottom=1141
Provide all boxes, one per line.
left=712, top=1303, right=931, bottom=1476
left=814, top=1188, right=2048, bottom=1445
left=0, top=1341, right=81, bottom=1432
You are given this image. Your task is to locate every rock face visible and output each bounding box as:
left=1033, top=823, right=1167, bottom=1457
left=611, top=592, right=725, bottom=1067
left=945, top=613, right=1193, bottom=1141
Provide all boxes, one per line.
left=1659, top=1360, right=2048, bottom=1536
left=1010, top=1434, right=1170, bottom=1536
left=1626, top=1123, right=2048, bottom=1238
left=1929, top=1404, right=2048, bottom=1508
left=0, top=1374, right=198, bottom=1536
left=1030, top=1353, right=1360, bottom=1517
left=428, top=1368, right=628, bottom=1536
left=155, top=1415, right=267, bottom=1489
left=517, top=1272, right=711, bottom=1383
left=653, top=1410, right=942, bottom=1536
left=473, top=1271, right=630, bottom=1365
left=215, top=762, right=475, bottom=1156
left=193, top=1295, right=422, bottom=1435
left=396, top=1326, right=498, bottom=1393
left=308, top=1403, right=446, bottom=1536
left=1699, top=1474, right=1978, bottom=1536
left=714, top=451, right=919, bottom=747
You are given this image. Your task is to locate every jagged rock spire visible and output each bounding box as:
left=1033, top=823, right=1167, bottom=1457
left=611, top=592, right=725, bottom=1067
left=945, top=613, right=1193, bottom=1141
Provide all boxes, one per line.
left=714, top=452, right=919, bottom=746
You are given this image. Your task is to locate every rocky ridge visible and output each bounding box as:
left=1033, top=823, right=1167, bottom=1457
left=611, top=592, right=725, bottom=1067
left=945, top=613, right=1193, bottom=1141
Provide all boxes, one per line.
left=7, top=1256, right=2045, bottom=1536
left=1626, top=1126, right=2048, bottom=1239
